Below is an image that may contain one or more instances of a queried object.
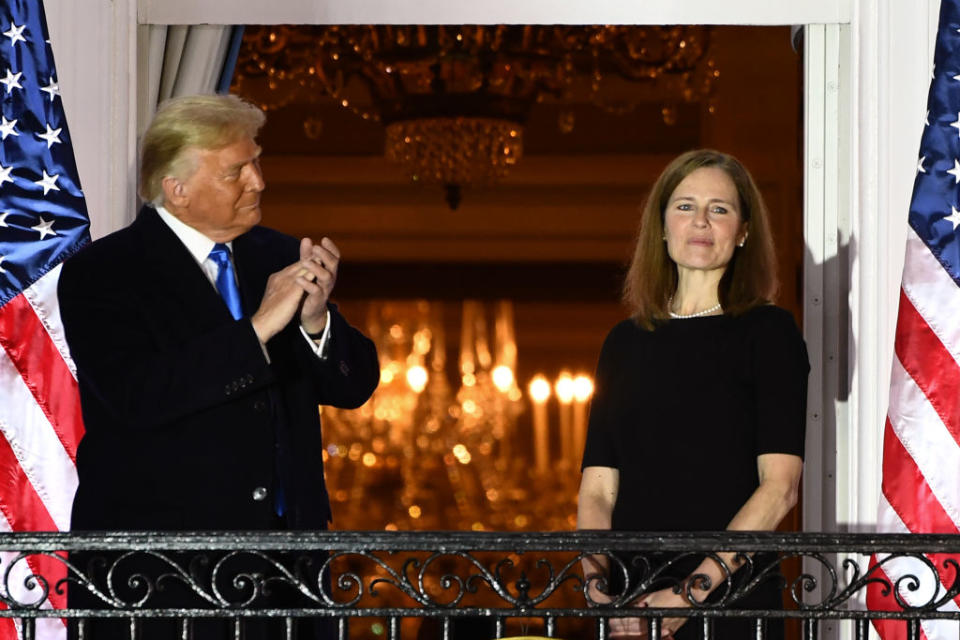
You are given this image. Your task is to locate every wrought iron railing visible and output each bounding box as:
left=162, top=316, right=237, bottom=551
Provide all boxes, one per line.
left=0, top=531, right=957, bottom=640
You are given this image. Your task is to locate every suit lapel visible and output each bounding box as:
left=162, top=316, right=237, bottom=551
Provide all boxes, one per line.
left=132, top=206, right=236, bottom=325
left=232, top=230, right=271, bottom=319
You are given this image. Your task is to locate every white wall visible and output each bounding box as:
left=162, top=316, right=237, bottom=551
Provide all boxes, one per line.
left=44, top=0, right=137, bottom=239
left=138, top=0, right=849, bottom=26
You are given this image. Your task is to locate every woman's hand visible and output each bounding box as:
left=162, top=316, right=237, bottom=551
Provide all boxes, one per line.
left=607, top=601, right=649, bottom=638
left=603, top=587, right=690, bottom=639
left=635, top=587, right=691, bottom=638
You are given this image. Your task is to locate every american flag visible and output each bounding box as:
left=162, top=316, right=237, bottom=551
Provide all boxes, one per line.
left=0, top=0, right=89, bottom=637
left=866, top=0, right=960, bottom=638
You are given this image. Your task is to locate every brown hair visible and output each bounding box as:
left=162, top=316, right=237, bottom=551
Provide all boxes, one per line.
left=139, top=94, right=266, bottom=205
left=623, top=149, right=778, bottom=329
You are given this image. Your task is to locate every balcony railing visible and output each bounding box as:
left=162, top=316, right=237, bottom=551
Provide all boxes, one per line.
left=0, top=531, right=957, bottom=640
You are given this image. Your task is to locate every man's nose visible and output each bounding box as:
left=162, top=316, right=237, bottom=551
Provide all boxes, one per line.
left=245, top=164, right=265, bottom=192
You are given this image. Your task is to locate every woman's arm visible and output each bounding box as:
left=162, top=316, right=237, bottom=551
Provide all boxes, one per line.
left=577, top=465, right=619, bottom=603
left=640, top=453, right=803, bottom=636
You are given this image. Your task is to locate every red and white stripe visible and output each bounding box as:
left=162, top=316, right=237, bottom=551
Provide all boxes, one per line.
left=0, top=265, right=83, bottom=637
left=868, top=228, right=960, bottom=640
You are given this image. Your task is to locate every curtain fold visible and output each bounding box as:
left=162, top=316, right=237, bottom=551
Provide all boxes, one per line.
left=139, top=25, right=236, bottom=135
left=133, top=25, right=243, bottom=218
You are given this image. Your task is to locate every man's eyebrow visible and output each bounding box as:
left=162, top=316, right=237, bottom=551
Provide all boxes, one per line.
left=225, top=148, right=262, bottom=172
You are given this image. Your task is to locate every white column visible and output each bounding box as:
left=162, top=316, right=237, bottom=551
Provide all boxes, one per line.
left=841, top=0, right=937, bottom=536
left=44, top=0, right=138, bottom=239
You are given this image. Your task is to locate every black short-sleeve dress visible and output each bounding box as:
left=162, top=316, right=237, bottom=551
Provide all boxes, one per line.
left=581, top=305, right=810, bottom=639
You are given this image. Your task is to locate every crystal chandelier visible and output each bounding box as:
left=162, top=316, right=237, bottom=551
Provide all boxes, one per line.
left=233, top=25, right=718, bottom=208
left=318, top=300, right=595, bottom=533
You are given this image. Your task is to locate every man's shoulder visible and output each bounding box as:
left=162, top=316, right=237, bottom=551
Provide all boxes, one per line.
left=62, top=219, right=142, bottom=275
left=240, top=225, right=300, bottom=262
left=246, top=224, right=298, bottom=248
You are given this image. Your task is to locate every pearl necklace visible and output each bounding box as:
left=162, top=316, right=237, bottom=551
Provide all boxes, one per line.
left=668, top=302, right=722, bottom=319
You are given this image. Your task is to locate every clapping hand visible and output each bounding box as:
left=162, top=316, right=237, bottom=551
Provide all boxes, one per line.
left=296, top=237, right=338, bottom=334
left=251, top=237, right=339, bottom=344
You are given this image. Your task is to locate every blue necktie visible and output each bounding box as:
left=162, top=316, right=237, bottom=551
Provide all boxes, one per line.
left=210, top=243, right=285, bottom=516
left=208, top=243, right=243, bottom=320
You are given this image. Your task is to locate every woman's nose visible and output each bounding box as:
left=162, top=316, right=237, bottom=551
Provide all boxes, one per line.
left=692, top=206, right=709, bottom=226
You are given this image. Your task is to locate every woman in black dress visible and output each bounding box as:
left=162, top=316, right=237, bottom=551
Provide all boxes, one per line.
left=577, top=149, right=809, bottom=639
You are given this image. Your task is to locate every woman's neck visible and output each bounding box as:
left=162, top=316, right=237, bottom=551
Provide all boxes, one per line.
left=671, top=268, right=724, bottom=316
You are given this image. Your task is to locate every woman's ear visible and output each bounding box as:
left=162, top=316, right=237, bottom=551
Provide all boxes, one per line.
left=738, top=227, right=749, bottom=248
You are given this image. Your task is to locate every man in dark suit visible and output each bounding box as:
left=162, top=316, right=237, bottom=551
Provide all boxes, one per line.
left=58, top=94, right=379, bottom=638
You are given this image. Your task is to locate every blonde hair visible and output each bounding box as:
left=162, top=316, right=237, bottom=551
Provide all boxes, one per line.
left=623, top=149, right=778, bottom=329
left=139, top=94, right=266, bottom=204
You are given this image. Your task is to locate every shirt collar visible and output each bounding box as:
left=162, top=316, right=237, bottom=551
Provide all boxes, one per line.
left=154, top=205, right=232, bottom=265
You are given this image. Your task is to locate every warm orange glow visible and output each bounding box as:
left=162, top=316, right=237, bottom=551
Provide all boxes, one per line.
left=413, top=329, right=432, bottom=354
left=491, top=365, right=514, bottom=392
left=529, top=375, right=551, bottom=404
left=406, top=365, right=428, bottom=392
left=573, top=374, right=594, bottom=402
left=362, top=452, right=377, bottom=467
left=555, top=371, right=575, bottom=404
left=408, top=505, right=422, bottom=519
left=453, top=443, right=472, bottom=464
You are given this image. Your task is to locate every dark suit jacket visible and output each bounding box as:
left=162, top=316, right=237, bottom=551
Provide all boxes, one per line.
left=58, top=206, right=379, bottom=532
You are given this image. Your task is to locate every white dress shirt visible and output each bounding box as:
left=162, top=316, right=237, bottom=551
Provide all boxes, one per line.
left=155, top=205, right=331, bottom=358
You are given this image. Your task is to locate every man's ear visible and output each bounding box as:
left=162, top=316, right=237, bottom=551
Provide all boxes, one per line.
left=161, top=175, right=188, bottom=209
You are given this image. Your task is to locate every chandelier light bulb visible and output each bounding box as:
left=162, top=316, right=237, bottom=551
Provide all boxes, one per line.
left=555, top=372, right=575, bottom=405
left=492, top=364, right=514, bottom=392
left=406, top=365, right=428, bottom=393
left=573, top=375, right=594, bottom=402
left=529, top=375, right=551, bottom=404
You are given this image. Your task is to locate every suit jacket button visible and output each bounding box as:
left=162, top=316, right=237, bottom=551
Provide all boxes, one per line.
left=252, top=487, right=268, bottom=502
left=339, top=361, right=350, bottom=376
left=224, top=384, right=232, bottom=396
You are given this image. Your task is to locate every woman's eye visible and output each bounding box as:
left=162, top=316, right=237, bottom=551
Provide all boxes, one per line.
left=711, top=206, right=728, bottom=214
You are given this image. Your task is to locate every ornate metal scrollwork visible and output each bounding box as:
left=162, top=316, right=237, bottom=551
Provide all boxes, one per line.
left=0, top=531, right=958, bottom=627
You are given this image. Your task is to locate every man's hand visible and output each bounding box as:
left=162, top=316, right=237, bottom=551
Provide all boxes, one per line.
left=297, top=237, right=338, bottom=334
left=250, top=237, right=339, bottom=344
